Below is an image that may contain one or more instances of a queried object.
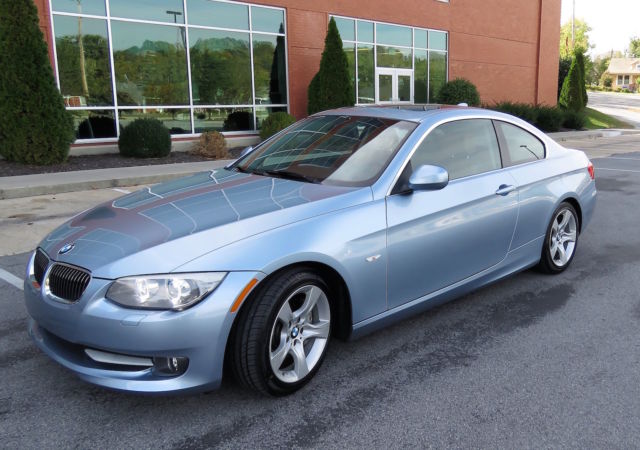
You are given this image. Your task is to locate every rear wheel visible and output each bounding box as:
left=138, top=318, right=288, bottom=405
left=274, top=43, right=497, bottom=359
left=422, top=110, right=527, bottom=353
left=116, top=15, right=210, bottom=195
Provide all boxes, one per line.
left=537, top=202, right=579, bottom=274
left=231, top=269, right=331, bottom=396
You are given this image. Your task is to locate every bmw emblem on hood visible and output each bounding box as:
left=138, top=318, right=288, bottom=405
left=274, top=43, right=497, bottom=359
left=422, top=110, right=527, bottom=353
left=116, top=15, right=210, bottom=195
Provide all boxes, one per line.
left=58, top=243, right=75, bottom=255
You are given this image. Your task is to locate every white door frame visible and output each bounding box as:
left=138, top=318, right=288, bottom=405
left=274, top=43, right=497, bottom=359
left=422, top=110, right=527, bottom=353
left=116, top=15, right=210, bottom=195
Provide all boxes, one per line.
left=375, top=68, right=414, bottom=104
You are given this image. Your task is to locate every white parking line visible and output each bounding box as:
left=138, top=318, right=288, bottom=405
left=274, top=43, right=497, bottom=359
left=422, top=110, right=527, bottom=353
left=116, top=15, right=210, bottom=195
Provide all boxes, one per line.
left=601, top=157, right=640, bottom=161
left=0, top=268, right=24, bottom=290
left=596, top=168, right=640, bottom=173
left=112, top=188, right=131, bottom=194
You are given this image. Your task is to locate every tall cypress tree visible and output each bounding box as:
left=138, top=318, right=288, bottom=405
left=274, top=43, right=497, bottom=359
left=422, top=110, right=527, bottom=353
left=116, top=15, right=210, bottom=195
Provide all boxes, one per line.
left=0, top=0, right=74, bottom=165
left=574, top=50, right=588, bottom=108
left=558, top=52, right=584, bottom=112
left=307, top=18, right=354, bottom=114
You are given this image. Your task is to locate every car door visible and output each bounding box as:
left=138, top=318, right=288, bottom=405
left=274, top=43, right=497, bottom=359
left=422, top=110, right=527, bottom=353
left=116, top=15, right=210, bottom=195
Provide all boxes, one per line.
left=386, top=118, right=519, bottom=309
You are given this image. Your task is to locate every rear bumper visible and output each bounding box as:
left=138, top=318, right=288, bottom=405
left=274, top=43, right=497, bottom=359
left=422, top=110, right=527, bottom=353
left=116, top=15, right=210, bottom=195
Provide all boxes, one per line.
left=25, top=271, right=262, bottom=394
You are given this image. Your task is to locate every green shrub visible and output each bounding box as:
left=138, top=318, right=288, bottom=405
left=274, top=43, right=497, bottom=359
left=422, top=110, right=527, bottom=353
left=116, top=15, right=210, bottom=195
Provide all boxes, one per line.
left=535, top=106, right=564, bottom=132
left=491, top=101, right=538, bottom=124
left=562, top=110, right=585, bottom=130
left=558, top=56, right=572, bottom=100
left=603, top=77, right=613, bottom=88
left=118, top=118, right=171, bottom=158
left=223, top=111, right=253, bottom=131
left=574, top=51, right=588, bottom=108
left=78, top=115, right=118, bottom=139
left=259, top=112, right=296, bottom=139
left=191, top=131, right=228, bottom=159
left=437, top=78, right=481, bottom=106
left=0, top=0, right=74, bottom=165
left=559, top=51, right=584, bottom=112
left=307, top=18, right=354, bottom=114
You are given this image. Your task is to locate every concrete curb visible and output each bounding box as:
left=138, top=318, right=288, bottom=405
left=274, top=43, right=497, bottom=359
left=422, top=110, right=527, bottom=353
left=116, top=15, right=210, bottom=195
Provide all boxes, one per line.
left=547, top=128, right=640, bottom=142
left=0, top=160, right=233, bottom=200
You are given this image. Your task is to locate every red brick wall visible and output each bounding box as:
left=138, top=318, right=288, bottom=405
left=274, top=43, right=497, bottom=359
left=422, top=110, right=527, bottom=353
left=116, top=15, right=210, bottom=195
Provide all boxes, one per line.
left=34, top=0, right=561, bottom=117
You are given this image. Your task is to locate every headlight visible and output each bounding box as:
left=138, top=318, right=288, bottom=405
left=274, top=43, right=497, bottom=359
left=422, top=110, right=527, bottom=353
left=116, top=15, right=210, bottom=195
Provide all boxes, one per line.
left=106, top=273, right=226, bottom=311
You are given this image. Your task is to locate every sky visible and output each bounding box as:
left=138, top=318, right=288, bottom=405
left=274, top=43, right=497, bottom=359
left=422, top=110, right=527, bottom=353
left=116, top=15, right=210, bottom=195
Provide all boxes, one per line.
left=560, top=0, right=639, bottom=57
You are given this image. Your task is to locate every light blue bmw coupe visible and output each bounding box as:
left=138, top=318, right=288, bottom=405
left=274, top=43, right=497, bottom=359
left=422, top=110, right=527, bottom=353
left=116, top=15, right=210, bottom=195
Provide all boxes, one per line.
left=24, top=106, right=596, bottom=396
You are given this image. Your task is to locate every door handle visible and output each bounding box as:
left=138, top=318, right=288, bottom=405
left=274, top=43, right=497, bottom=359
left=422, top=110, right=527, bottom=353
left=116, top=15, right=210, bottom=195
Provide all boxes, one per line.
left=495, top=184, right=516, bottom=196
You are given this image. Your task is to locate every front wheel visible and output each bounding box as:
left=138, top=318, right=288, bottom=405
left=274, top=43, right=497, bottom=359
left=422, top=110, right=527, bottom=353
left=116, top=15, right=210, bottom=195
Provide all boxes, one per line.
left=230, top=269, right=331, bottom=396
left=537, top=202, right=579, bottom=274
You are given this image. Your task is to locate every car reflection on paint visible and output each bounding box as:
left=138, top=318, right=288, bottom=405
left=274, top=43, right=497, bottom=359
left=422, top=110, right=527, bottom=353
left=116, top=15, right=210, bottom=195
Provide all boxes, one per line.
left=24, top=105, right=596, bottom=396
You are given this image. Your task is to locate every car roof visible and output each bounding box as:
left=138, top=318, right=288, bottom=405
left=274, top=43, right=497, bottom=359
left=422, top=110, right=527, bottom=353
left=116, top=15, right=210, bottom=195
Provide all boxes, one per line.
left=317, top=105, right=511, bottom=124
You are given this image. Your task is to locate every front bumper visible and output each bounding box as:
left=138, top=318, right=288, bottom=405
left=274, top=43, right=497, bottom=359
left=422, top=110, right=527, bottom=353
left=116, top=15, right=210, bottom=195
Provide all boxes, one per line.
left=25, top=271, right=262, bottom=394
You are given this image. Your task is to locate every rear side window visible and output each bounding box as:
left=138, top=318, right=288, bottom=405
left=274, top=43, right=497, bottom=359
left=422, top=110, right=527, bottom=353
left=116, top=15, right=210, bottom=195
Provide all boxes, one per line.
left=494, top=121, right=545, bottom=166
left=410, top=119, right=502, bottom=180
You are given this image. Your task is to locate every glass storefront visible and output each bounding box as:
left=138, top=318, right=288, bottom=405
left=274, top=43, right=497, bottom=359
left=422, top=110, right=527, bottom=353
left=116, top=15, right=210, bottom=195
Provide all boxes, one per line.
left=331, top=16, right=448, bottom=105
left=50, top=0, right=288, bottom=141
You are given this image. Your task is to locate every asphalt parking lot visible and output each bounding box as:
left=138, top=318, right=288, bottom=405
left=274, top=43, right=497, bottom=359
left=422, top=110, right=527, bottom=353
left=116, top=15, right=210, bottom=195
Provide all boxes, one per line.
left=1, top=136, right=639, bottom=448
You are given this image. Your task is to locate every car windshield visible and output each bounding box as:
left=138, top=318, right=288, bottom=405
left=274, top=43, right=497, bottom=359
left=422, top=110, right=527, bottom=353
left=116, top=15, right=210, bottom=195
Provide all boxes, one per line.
left=235, top=115, right=417, bottom=186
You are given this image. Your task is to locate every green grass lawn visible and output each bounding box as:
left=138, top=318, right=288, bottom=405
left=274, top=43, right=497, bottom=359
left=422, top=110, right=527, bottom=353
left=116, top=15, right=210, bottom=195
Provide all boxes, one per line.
left=583, top=107, right=634, bottom=130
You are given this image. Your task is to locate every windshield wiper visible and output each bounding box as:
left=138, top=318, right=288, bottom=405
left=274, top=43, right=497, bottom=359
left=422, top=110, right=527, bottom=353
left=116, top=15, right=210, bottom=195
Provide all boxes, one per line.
left=261, top=169, right=319, bottom=184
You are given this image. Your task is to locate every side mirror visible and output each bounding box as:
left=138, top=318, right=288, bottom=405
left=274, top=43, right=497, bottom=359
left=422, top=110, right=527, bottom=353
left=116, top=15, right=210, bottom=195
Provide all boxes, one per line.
left=408, top=164, right=449, bottom=191
left=240, top=146, right=253, bottom=157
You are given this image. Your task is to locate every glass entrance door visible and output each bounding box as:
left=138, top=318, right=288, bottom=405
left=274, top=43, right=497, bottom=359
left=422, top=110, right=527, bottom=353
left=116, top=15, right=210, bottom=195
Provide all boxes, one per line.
left=376, top=68, right=413, bottom=104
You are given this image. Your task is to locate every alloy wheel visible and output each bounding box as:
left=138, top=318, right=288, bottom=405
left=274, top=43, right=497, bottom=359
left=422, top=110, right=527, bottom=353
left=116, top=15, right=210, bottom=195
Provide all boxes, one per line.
left=549, top=207, right=578, bottom=267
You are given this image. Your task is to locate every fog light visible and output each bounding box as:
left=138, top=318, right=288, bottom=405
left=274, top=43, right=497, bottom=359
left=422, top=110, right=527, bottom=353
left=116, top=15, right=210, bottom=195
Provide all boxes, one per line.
left=152, top=356, right=189, bottom=375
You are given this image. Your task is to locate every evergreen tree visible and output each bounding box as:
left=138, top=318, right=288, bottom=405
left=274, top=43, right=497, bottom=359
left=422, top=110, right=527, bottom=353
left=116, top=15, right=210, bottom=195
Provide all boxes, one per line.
left=558, top=52, right=584, bottom=112
left=574, top=50, right=588, bottom=108
left=307, top=18, right=354, bottom=114
left=0, top=0, right=74, bottom=165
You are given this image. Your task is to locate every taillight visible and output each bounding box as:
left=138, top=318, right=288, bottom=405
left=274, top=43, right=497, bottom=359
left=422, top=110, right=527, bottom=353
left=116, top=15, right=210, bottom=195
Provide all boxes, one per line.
left=587, top=162, right=595, bottom=180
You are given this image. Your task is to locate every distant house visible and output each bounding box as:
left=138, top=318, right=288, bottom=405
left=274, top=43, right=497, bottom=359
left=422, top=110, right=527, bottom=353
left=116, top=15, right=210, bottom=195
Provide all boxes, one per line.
left=607, top=58, right=640, bottom=91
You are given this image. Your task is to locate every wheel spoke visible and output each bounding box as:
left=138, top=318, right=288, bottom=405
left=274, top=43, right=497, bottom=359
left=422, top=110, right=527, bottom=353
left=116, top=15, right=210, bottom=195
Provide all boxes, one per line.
left=291, top=342, right=309, bottom=378
left=550, top=241, right=558, bottom=256
left=557, top=211, right=569, bottom=231
left=302, top=320, right=330, bottom=340
left=277, top=302, right=293, bottom=325
left=270, top=339, right=290, bottom=369
left=562, top=230, right=577, bottom=243
left=557, top=244, right=568, bottom=265
left=294, top=286, right=321, bottom=320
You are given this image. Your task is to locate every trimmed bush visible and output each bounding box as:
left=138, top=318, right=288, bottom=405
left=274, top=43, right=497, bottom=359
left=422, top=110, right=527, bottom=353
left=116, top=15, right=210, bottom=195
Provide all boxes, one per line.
left=562, top=110, right=586, bottom=130
left=78, top=115, right=118, bottom=139
left=259, top=112, right=296, bottom=139
left=535, top=106, right=564, bottom=132
left=559, top=52, right=584, bottom=112
left=118, top=119, right=171, bottom=158
left=307, top=18, right=354, bottom=114
left=491, top=102, right=538, bottom=124
left=437, top=78, right=481, bottom=106
left=223, top=111, right=253, bottom=131
left=0, top=0, right=74, bottom=165
left=191, top=131, right=228, bottom=159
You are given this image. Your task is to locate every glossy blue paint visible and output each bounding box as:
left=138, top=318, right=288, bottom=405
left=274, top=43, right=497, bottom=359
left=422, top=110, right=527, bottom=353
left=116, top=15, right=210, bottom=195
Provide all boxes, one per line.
left=25, top=106, right=596, bottom=393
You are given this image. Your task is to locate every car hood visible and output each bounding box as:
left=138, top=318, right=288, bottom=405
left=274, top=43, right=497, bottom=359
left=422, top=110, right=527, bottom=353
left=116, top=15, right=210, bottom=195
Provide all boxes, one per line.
left=38, top=169, right=370, bottom=278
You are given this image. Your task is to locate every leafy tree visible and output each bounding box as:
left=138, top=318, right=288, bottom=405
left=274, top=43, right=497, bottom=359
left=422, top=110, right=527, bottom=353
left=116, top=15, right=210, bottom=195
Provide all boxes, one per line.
left=436, top=78, right=480, bottom=106
left=629, top=37, right=640, bottom=58
left=558, top=52, right=584, bottom=112
left=0, top=0, right=74, bottom=164
left=559, top=19, right=592, bottom=58
left=588, top=56, right=610, bottom=86
left=307, top=18, right=354, bottom=114
left=558, top=56, right=572, bottom=100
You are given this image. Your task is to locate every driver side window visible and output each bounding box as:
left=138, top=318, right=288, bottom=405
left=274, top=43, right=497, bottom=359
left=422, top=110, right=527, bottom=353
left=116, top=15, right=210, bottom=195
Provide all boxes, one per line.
left=410, top=119, right=502, bottom=180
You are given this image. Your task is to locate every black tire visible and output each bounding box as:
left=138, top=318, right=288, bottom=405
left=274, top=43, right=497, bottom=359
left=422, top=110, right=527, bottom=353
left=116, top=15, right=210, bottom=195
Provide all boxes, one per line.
left=537, top=202, right=580, bottom=274
left=230, top=269, right=332, bottom=396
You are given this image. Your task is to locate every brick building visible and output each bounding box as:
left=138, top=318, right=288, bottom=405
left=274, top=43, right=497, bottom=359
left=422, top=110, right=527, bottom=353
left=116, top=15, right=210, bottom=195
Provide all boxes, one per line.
left=34, top=0, right=561, bottom=148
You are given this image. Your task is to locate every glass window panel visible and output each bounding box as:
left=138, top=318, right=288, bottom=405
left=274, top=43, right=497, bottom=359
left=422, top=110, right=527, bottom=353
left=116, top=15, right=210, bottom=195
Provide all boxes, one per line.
left=379, top=74, right=392, bottom=102
left=189, top=29, right=252, bottom=105
left=111, top=21, right=188, bottom=106
left=429, top=30, right=447, bottom=50
left=344, top=43, right=355, bottom=100
left=429, top=51, right=447, bottom=102
left=193, top=107, right=253, bottom=132
left=52, top=0, right=106, bottom=15
left=256, top=106, right=288, bottom=130
left=357, top=44, right=374, bottom=104
left=54, top=16, right=113, bottom=106
left=333, top=17, right=354, bottom=41
left=253, top=33, right=288, bottom=105
left=414, top=49, right=427, bottom=103
left=376, top=23, right=411, bottom=47
left=119, top=108, right=191, bottom=134
left=376, top=45, right=412, bottom=69
left=251, top=7, right=284, bottom=34
left=495, top=122, right=545, bottom=165
left=109, top=0, right=185, bottom=23
left=398, top=75, right=411, bottom=102
left=414, top=29, right=428, bottom=49
left=71, top=110, right=117, bottom=139
left=411, top=119, right=501, bottom=180
left=357, top=21, right=374, bottom=43
left=187, top=0, right=248, bottom=30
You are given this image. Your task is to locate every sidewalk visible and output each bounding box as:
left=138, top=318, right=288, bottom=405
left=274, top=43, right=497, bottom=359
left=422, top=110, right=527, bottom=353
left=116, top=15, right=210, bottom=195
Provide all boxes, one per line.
left=2, top=128, right=639, bottom=200
left=0, top=159, right=233, bottom=200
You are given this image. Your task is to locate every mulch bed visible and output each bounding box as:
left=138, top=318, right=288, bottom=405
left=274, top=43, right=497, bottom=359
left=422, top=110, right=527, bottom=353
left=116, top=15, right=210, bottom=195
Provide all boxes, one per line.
left=0, top=148, right=244, bottom=178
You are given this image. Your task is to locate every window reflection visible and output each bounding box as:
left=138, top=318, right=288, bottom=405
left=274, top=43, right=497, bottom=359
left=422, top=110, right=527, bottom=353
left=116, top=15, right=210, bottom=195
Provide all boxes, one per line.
left=71, top=110, right=118, bottom=139
left=119, top=108, right=191, bottom=134
left=187, top=0, right=249, bottom=30
left=357, top=45, right=374, bottom=103
left=253, top=33, right=287, bottom=105
left=414, top=50, right=428, bottom=103
left=54, top=16, right=113, bottom=106
left=52, top=0, right=105, bottom=16
left=194, top=107, right=254, bottom=132
left=377, top=46, right=412, bottom=69
left=109, top=0, right=185, bottom=24
left=111, top=21, right=189, bottom=106
left=429, top=51, right=447, bottom=102
left=251, top=7, right=284, bottom=33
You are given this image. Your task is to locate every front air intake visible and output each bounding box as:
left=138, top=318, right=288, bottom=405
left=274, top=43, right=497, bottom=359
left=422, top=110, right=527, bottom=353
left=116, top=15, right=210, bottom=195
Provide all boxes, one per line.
left=34, top=249, right=49, bottom=285
left=47, top=263, right=91, bottom=302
